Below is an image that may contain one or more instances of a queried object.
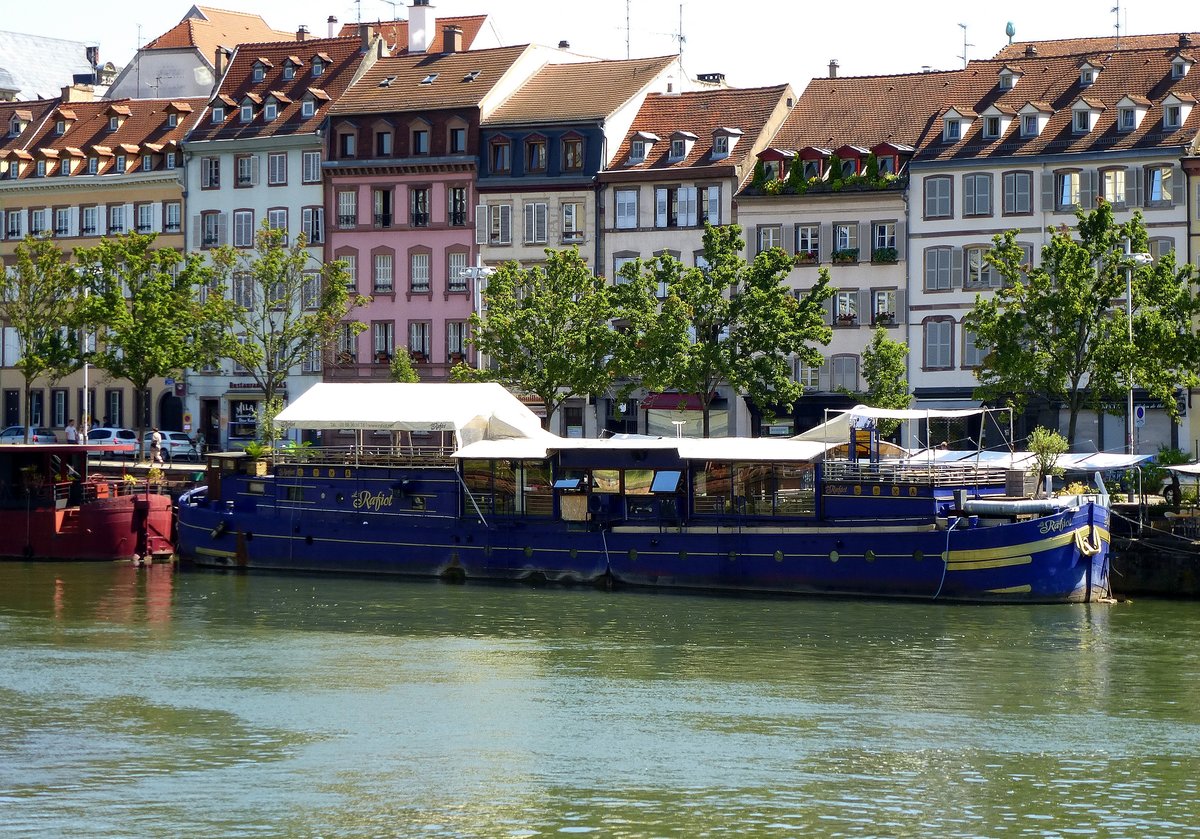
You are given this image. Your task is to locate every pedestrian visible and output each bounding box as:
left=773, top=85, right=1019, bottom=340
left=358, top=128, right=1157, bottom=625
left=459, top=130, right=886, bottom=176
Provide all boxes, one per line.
left=65, top=419, right=78, bottom=444
left=151, top=427, right=163, bottom=464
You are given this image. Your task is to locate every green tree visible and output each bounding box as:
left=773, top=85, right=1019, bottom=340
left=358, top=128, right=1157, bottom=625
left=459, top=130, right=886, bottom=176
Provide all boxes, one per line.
left=75, top=232, right=229, bottom=446
left=0, top=236, right=79, bottom=441
left=454, top=247, right=636, bottom=430
left=859, top=326, right=910, bottom=437
left=624, top=224, right=832, bottom=437
left=211, top=225, right=365, bottom=444
left=964, top=201, right=1200, bottom=445
left=1027, top=425, right=1068, bottom=497
left=389, top=348, right=420, bottom=383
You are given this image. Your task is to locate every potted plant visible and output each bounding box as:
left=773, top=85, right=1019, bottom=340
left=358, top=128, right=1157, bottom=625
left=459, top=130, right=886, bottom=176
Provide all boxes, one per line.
left=793, top=250, right=818, bottom=266
left=832, top=248, right=859, bottom=264
left=836, top=312, right=858, bottom=325
left=873, top=311, right=895, bottom=326
left=242, top=440, right=271, bottom=476
left=872, top=246, right=898, bottom=264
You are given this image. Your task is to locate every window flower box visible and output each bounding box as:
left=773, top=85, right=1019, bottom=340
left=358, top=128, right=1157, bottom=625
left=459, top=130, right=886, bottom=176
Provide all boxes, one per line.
left=410, top=350, right=427, bottom=363
left=872, top=312, right=895, bottom=326
left=374, top=351, right=392, bottom=364
left=831, top=248, right=859, bottom=264
left=836, top=313, right=858, bottom=326
left=793, top=250, right=818, bottom=266
left=872, top=247, right=898, bottom=264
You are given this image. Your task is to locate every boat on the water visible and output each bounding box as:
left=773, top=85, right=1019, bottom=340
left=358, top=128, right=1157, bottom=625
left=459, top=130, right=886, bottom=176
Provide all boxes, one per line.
left=0, top=442, right=173, bottom=561
left=176, top=383, right=1113, bottom=603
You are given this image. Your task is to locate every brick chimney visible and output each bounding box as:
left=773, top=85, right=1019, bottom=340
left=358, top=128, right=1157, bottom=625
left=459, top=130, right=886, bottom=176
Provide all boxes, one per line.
left=443, top=25, right=463, bottom=53
left=409, top=0, right=435, bottom=53
left=558, top=40, right=570, bottom=49
left=214, top=47, right=230, bottom=78
left=296, top=25, right=309, bottom=42
left=60, top=83, right=94, bottom=103
left=328, top=16, right=338, bottom=38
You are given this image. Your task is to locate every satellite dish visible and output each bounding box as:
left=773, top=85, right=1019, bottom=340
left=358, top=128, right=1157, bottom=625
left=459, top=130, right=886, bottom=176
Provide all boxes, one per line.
left=1005, top=21, right=1016, bottom=43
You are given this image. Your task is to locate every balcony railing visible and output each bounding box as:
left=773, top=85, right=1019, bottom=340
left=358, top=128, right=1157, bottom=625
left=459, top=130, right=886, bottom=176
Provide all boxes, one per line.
left=165, top=222, right=180, bottom=233
left=54, top=226, right=69, bottom=235
left=82, top=226, right=96, bottom=235
left=202, top=234, right=219, bottom=246
left=337, top=214, right=357, bottom=228
left=374, top=213, right=391, bottom=228
left=449, top=211, right=466, bottom=227
left=410, top=212, right=429, bottom=227
left=136, top=224, right=152, bottom=233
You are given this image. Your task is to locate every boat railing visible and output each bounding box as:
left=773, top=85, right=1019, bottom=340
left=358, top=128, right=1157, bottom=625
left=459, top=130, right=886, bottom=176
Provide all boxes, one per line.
left=822, top=459, right=1009, bottom=487
left=272, top=444, right=457, bottom=468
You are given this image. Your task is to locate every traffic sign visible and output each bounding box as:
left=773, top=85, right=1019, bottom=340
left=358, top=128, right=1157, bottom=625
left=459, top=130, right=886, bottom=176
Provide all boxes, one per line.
left=1134, top=405, right=1146, bottom=428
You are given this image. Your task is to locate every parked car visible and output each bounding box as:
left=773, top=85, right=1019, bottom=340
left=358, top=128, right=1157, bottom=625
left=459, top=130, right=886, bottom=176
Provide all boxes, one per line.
left=141, top=430, right=200, bottom=462
left=0, top=426, right=58, bottom=444
left=86, top=427, right=138, bottom=457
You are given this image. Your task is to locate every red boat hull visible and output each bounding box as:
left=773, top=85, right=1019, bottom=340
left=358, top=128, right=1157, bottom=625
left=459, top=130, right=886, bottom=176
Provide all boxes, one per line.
left=0, top=493, right=174, bottom=561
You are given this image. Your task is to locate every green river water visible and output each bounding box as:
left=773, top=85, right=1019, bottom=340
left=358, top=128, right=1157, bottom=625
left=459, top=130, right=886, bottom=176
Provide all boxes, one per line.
left=1, top=561, right=1199, bottom=838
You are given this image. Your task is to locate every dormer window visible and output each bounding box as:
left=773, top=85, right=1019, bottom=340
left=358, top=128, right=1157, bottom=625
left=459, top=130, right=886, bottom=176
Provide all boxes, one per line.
left=55, top=119, right=65, bottom=135
left=1172, top=57, right=1191, bottom=79
left=8, top=117, right=20, bottom=137
left=999, top=72, right=1014, bottom=90
left=630, top=140, right=646, bottom=162
left=670, top=138, right=686, bottom=158
left=253, top=64, right=265, bottom=82
left=1080, top=68, right=1094, bottom=86
left=983, top=116, right=1001, bottom=139
left=108, top=116, right=118, bottom=131
left=713, top=135, right=728, bottom=156
left=264, top=101, right=277, bottom=121
left=1022, top=114, right=1039, bottom=136
left=301, top=98, right=315, bottom=118
left=142, top=154, right=153, bottom=171
left=283, top=63, right=295, bottom=81
left=312, top=58, right=324, bottom=77
left=1074, top=110, right=1091, bottom=132
left=1165, top=104, right=1182, bottom=129
left=87, top=157, right=97, bottom=174
left=1119, top=108, right=1136, bottom=130
left=36, top=160, right=45, bottom=177
left=167, top=113, right=178, bottom=128
left=60, top=159, right=70, bottom=176
left=944, top=118, right=960, bottom=141
left=115, top=155, right=125, bottom=173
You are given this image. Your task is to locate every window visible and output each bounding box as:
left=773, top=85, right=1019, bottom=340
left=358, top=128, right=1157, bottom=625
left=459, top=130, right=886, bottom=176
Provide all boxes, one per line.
left=283, top=62, right=295, bottom=81
left=301, top=99, right=315, bottom=118
left=253, top=63, right=265, bottom=82
left=491, top=140, right=511, bottom=173
left=338, top=191, right=357, bottom=228
left=410, top=188, right=430, bottom=227
left=267, top=208, right=288, bottom=243
left=562, top=202, right=583, bottom=242
left=302, top=151, right=321, bottom=183
left=1146, top=166, right=1173, bottom=205
left=114, top=156, right=125, bottom=174
left=448, top=186, right=467, bottom=226
left=232, top=272, right=254, bottom=308
left=240, top=103, right=253, bottom=123
left=409, top=322, right=431, bottom=359
left=833, top=222, right=857, bottom=257
left=1101, top=168, right=1126, bottom=204
left=924, top=176, right=952, bottom=218
left=872, top=221, right=896, bottom=251
left=793, top=224, right=819, bottom=259
left=30, top=209, right=46, bottom=234
left=165, top=152, right=176, bottom=170
left=200, top=212, right=219, bottom=246
left=713, top=135, right=729, bottom=156
left=999, top=72, right=1014, bottom=90
left=872, top=290, right=897, bottom=326
left=965, top=246, right=999, bottom=288
left=372, top=322, right=394, bottom=361
left=615, top=189, right=638, bottom=229
left=962, top=173, right=992, bottom=216
left=376, top=131, right=392, bottom=156
left=212, top=106, right=224, bottom=123
left=488, top=204, right=512, bottom=244
left=1022, top=114, right=1039, bottom=136
left=654, top=186, right=697, bottom=228
left=81, top=206, right=97, bottom=235
left=340, top=254, right=358, bottom=292
left=944, top=118, right=961, bottom=141
left=136, top=204, right=153, bottom=233
left=373, top=189, right=392, bottom=227
left=1165, top=105, right=1182, bottom=130
left=264, top=102, right=277, bottom=122
left=236, top=155, right=256, bottom=187
left=523, top=202, right=548, bottom=244
left=830, top=356, right=858, bottom=392
left=312, top=58, right=325, bottom=77
left=669, top=138, right=686, bottom=159
left=201, top=157, right=220, bottom=188
left=1149, top=237, right=1175, bottom=262
left=1172, top=59, right=1189, bottom=79
left=525, top=138, right=546, bottom=172
left=630, top=140, right=646, bottom=162
left=409, top=252, right=430, bottom=293
left=267, top=152, right=286, bottom=185
left=795, top=361, right=820, bottom=390
left=449, top=127, right=466, bottom=153
left=164, top=202, right=181, bottom=233
left=924, top=319, right=953, bottom=369
left=233, top=210, right=254, bottom=247
left=757, top=225, right=782, bottom=253
left=108, top=205, right=125, bottom=233
left=60, top=159, right=71, bottom=176
left=1056, top=171, right=1081, bottom=210
left=700, top=185, right=721, bottom=225
left=87, top=157, right=98, bottom=175
left=302, top=207, right=324, bottom=244
left=962, top=329, right=987, bottom=368
left=373, top=253, right=394, bottom=292
left=55, top=208, right=70, bottom=236
left=336, top=322, right=358, bottom=363
left=1080, top=68, right=1094, bottom=86
left=1002, top=171, right=1032, bottom=215
left=338, top=131, right=356, bottom=158
left=1074, top=110, right=1091, bottom=132
left=447, top=321, right=468, bottom=359
left=108, top=116, right=118, bottom=131
left=448, top=251, right=469, bottom=292
left=834, top=290, right=858, bottom=323
left=35, top=159, right=47, bottom=178
left=562, top=137, right=583, bottom=171
left=924, top=247, right=952, bottom=291
left=983, top=116, right=1001, bottom=139
left=1119, top=108, right=1136, bottom=131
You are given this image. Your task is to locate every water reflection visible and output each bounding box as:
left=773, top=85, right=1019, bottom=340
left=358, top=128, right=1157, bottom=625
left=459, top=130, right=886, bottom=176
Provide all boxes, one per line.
left=0, top=563, right=1199, bottom=836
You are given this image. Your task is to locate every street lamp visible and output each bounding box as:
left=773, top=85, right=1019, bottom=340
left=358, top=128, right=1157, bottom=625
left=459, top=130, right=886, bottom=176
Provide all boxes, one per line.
left=1122, top=238, right=1153, bottom=457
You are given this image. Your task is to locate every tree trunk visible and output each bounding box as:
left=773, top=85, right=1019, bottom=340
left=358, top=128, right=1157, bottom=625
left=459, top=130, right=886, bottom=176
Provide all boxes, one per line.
left=22, top=379, right=32, bottom=443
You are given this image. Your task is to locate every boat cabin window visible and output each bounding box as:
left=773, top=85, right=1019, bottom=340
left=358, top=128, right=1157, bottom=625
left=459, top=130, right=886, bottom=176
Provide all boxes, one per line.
left=461, top=458, right=552, bottom=517
left=592, top=469, right=620, bottom=494
left=624, top=469, right=654, bottom=495
left=651, top=470, right=681, bottom=493
left=692, top=461, right=815, bottom=517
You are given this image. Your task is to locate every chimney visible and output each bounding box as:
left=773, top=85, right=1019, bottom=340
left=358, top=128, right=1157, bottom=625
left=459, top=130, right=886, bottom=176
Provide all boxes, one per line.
left=359, top=22, right=371, bottom=52
left=409, top=0, right=434, bottom=54
left=1024, top=44, right=1038, bottom=57
left=443, top=25, right=463, bottom=53
left=1181, top=33, right=1193, bottom=48
left=86, top=45, right=99, bottom=68
left=328, top=16, right=338, bottom=38
left=558, top=40, right=570, bottom=49
left=214, top=47, right=229, bottom=78
left=828, top=59, right=839, bottom=78
left=60, top=84, right=94, bottom=103
left=297, top=25, right=309, bottom=42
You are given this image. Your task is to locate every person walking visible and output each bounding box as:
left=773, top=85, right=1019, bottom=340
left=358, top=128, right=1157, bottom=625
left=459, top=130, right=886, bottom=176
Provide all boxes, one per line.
left=65, top=419, right=78, bottom=444
left=150, top=427, right=164, bottom=465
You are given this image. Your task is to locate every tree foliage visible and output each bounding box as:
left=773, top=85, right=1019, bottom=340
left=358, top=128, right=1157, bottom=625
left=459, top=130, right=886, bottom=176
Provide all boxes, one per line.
left=455, top=247, right=635, bottom=429
left=622, top=224, right=832, bottom=436
left=964, top=201, right=1200, bottom=445
left=860, top=326, right=910, bottom=437
left=1028, top=425, right=1068, bottom=497
left=0, top=236, right=79, bottom=441
left=389, top=347, right=420, bottom=383
left=211, top=225, right=365, bottom=442
left=75, top=232, right=229, bottom=443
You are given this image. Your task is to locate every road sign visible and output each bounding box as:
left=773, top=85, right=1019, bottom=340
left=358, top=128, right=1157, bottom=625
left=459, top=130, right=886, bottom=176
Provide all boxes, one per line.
left=1135, top=405, right=1146, bottom=428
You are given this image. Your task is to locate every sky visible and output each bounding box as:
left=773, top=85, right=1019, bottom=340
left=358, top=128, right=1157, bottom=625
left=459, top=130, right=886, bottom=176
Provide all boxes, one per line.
left=6, top=0, right=1196, bottom=91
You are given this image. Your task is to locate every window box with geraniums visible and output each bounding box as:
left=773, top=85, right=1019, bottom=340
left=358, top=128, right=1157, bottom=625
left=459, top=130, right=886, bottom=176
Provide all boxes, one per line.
left=831, top=248, right=858, bottom=264
left=873, top=312, right=895, bottom=326
left=836, top=313, right=858, bottom=326
left=872, top=247, right=898, bottom=264
left=793, top=250, right=818, bottom=266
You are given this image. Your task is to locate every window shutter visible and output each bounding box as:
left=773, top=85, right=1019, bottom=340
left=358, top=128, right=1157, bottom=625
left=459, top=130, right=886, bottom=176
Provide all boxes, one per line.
left=1041, top=172, right=1055, bottom=212
left=896, top=289, right=907, bottom=323
left=824, top=294, right=835, bottom=325
left=950, top=247, right=964, bottom=288
left=706, top=185, right=720, bottom=224
left=964, top=175, right=976, bottom=213
left=474, top=204, right=488, bottom=245
left=1080, top=170, right=1097, bottom=209
left=655, top=188, right=667, bottom=227
left=895, top=218, right=906, bottom=260
left=857, top=289, right=871, bottom=321
left=818, top=222, right=832, bottom=262
left=249, top=155, right=260, bottom=186
left=523, top=203, right=535, bottom=243
left=191, top=215, right=202, bottom=248
left=1125, top=167, right=1142, bottom=207
left=818, top=361, right=831, bottom=392
left=537, top=203, right=548, bottom=242
left=499, top=205, right=511, bottom=244
left=216, top=212, right=228, bottom=245
left=1167, top=168, right=1178, bottom=207
left=683, top=187, right=697, bottom=226
left=858, top=222, right=870, bottom=257
left=68, top=207, right=79, bottom=236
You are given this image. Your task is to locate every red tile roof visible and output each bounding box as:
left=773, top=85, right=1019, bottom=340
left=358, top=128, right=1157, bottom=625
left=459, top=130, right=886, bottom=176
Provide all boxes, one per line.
left=992, top=33, right=1200, bottom=60
left=145, top=6, right=292, bottom=63
left=486, top=56, right=677, bottom=125
left=338, top=16, right=488, bottom=54
left=605, top=85, right=793, bottom=176
left=186, top=35, right=368, bottom=143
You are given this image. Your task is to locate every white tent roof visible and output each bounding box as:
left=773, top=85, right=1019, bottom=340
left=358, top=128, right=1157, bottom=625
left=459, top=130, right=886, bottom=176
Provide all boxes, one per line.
left=1167, top=463, right=1200, bottom=476
left=908, top=449, right=1152, bottom=470
left=453, top=434, right=835, bottom=463
left=275, top=383, right=546, bottom=446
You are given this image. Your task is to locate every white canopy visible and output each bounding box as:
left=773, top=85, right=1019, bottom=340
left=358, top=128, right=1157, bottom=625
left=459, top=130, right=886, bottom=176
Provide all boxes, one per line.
left=1167, top=463, right=1200, bottom=476
left=909, top=449, right=1152, bottom=470
left=275, top=382, right=546, bottom=446
left=452, top=434, right=835, bottom=463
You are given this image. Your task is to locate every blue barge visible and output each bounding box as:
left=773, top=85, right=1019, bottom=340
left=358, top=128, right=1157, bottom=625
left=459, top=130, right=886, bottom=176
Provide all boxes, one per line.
left=176, top=383, right=1112, bottom=603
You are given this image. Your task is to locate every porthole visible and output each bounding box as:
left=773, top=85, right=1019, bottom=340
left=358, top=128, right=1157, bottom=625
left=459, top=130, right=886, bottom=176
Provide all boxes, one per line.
left=865, top=549, right=876, bottom=563
left=628, top=549, right=637, bottom=561
left=913, top=549, right=923, bottom=562
left=830, top=550, right=840, bottom=563
left=679, top=550, right=687, bottom=561
left=774, top=550, right=784, bottom=563
left=524, top=546, right=533, bottom=558
left=569, top=547, right=578, bottom=559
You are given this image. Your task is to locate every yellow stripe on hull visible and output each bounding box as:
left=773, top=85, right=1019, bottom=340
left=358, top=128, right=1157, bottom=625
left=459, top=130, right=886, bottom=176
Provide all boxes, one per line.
left=986, top=584, right=1033, bottom=594
left=945, top=525, right=1107, bottom=571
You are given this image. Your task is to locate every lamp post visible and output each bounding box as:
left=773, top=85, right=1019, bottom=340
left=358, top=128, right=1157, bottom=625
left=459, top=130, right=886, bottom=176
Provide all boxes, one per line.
left=1121, top=238, right=1153, bottom=458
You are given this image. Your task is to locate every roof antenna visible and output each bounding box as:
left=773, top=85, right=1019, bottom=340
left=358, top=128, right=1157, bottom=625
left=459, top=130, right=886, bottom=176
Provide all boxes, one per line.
left=1112, top=2, right=1121, bottom=49
left=625, top=0, right=631, bottom=59
left=958, top=23, right=973, bottom=68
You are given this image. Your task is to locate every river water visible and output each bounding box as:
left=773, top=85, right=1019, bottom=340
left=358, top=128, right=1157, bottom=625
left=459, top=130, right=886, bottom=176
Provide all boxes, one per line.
left=1, top=562, right=1199, bottom=838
